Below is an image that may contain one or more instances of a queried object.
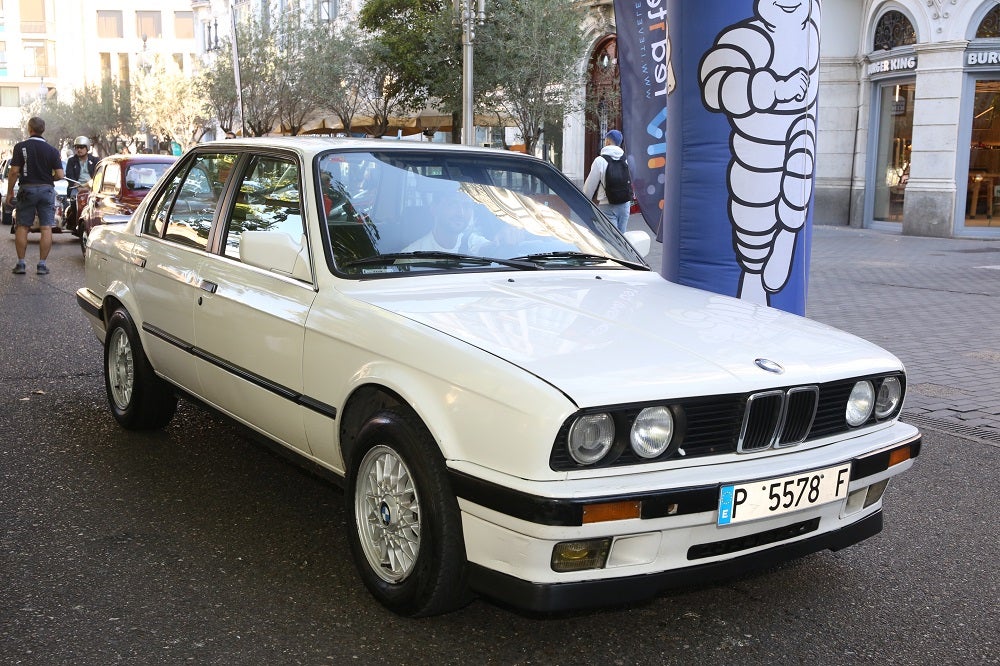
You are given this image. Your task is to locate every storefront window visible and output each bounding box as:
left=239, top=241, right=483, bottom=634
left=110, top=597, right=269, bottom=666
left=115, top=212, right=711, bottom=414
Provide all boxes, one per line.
left=966, top=81, right=1000, bottom=227
left=872, top=82, right=914, bottom=223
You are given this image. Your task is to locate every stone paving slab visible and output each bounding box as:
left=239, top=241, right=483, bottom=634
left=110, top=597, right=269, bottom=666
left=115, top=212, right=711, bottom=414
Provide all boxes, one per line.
left=805, top=226, right=1000, bottom=445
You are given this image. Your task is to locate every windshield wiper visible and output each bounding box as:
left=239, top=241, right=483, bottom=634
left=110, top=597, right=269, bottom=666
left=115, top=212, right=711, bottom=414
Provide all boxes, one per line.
left=509, top=251, right=648, bottom=270
left=341, top=251, right=540, bottom=270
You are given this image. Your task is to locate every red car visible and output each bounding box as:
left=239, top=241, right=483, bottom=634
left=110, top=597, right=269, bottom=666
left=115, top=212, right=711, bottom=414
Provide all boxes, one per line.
left=77, top=153, right=177, bottom=253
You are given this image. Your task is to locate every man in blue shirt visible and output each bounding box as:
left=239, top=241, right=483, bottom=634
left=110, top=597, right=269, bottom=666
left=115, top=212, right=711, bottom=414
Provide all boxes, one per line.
left=6, top=116, right=64, bottom=275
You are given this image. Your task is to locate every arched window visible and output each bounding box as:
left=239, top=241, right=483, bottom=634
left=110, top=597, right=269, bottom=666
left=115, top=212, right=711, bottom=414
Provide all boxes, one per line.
left=976, top=6, right=1000, bottom=38
left=873, top=10, right=916, bottom=51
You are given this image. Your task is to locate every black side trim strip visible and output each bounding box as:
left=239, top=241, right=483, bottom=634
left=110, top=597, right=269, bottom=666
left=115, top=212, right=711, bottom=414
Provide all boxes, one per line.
left=467, top=510, right=883, bottom=613
left=851, top=434, right=922, bottom=481
left=144, top=322, right=195, bottom=353
left=449, top=469, right=718, bottom=527
left=76, top=292, right=102, bottom=319
left=141, top=322, right=337, bottom=420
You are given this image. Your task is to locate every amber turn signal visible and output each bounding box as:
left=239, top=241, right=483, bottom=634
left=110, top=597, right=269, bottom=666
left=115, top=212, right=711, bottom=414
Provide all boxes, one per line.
left=582, top=500, right=641, bottom=524
left=888, top=445, right=911, bottom=467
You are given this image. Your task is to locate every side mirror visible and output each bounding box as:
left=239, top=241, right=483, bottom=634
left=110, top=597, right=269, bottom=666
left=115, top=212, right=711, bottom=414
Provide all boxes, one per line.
left=624, top=229, right=651, bottom=257
left=239, top=230, right=311, bottom=282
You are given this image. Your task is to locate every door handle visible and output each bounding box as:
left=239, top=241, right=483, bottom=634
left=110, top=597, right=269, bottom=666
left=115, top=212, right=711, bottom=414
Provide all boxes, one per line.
left=199, top=280, right=218, bottom=294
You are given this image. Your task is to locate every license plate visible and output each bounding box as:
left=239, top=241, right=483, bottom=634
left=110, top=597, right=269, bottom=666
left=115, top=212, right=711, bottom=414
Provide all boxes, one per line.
left=717, top=463, right=851, bottom=526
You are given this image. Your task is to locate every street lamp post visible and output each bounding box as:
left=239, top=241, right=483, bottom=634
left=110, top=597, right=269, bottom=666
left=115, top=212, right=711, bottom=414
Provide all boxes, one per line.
left=454, top=0, right=485, bottom=146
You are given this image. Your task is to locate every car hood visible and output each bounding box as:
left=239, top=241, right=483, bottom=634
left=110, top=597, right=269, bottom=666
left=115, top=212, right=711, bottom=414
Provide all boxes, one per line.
left=345, top=271, right=901, bottom=407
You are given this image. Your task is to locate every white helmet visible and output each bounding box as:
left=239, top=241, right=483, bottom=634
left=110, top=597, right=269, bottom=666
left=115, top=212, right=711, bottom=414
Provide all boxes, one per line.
left=74, top=136, right=90, bottom=148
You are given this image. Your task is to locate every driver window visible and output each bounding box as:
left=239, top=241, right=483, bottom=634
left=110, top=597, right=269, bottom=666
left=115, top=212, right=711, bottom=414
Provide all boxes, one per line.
left=222, top=155, right=303, bottom=260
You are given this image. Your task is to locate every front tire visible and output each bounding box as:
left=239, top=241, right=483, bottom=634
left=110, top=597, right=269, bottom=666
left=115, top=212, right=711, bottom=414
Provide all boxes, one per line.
left=345, top=409, right=470, bottom=616
left=104, top=308, right=177, bottom=430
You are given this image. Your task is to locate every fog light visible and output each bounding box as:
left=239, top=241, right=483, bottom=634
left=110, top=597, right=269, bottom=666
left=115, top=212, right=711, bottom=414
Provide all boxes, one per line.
left=551, top=538, right=612, bottom=572
left=863, top=479, right=889, bottom=508
left=845, top=487, right=867, bottom=515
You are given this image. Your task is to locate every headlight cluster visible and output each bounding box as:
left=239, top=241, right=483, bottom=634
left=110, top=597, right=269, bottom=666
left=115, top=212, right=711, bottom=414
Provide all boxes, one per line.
left=846, top=375, right=903, bottom=427
left=565, top=405, right=682, bottom=467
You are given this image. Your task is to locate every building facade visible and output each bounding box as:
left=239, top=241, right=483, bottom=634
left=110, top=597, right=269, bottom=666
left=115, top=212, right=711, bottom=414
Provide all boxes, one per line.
left=818, top=0, right=1000, bottom=239
left=0, top=0, right=197, bottom=154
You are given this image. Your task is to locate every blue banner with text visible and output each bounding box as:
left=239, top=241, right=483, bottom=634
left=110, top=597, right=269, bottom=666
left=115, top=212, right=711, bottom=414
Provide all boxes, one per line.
left=612, top=0, right=672, bottom=238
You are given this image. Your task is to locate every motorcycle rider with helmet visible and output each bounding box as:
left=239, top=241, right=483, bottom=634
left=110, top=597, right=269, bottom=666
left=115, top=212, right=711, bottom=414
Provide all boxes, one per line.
left=64, top=136, right=98, bottom=234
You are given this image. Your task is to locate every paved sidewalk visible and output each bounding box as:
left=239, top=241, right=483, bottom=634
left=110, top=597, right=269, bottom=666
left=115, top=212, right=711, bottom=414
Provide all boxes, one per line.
left=632, top=218, right=1000, bottom=445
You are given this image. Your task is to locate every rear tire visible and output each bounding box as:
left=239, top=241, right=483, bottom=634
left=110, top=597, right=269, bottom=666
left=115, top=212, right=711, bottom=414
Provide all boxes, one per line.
left=345, top=409, right=471, bottom=616
left=104, top=308, right=177, bottom=430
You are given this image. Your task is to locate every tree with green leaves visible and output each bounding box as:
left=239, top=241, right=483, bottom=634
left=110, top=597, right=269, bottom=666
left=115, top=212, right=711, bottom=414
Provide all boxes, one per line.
left=272, top=13, right=321, bottom=136
left=303, top=24, right=366, bottom=134
left=478, top=0, right=589, bottom=154
left=359, top=0, right=588, bottom=151
left=201, top=14, right=282, bottom=137
left=25, top=82, right=138, bottom=156
left=134, top=58, right=212, bottom=151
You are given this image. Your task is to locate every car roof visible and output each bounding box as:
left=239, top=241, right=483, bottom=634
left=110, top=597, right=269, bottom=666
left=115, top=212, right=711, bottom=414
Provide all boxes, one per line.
left=98, top=153, right=178, bottom=165
left=199, top=136, right=538, bottom=161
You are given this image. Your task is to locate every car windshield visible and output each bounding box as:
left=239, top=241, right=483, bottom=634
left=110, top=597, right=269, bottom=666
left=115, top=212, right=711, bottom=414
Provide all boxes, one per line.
left=316, top=150, right=646, bottom=276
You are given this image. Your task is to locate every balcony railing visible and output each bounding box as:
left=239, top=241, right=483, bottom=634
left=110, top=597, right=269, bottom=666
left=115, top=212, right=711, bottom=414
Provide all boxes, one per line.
left=20, top=21, right=56, bottom=34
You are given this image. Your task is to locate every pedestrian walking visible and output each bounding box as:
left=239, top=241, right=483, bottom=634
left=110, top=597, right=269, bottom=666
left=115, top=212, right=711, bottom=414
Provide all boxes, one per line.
left=583, top=129, right=633, bottom=234
left=6, top=116, right=65, bottom=275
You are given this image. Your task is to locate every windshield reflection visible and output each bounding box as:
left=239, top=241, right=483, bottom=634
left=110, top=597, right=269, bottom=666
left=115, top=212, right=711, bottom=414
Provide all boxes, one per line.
left=316, top=150, right=643, bottom=275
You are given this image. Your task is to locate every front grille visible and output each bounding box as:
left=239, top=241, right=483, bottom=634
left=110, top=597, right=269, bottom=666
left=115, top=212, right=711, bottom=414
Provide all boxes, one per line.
left=739, top=391, right=784, bottom=451
left=779, top=386, right=819, bottom=445
left=738, top=386, right=818, bottom=452
left=548, top=373, right=905, bottom=471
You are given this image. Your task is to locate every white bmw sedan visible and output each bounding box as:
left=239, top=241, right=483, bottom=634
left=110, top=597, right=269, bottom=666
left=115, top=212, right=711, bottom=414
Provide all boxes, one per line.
left=77, top=137, right=920, bottom=616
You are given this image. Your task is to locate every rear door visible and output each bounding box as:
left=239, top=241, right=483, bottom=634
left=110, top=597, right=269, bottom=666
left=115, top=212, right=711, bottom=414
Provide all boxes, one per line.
left=127, top=151, right=236, bottom=394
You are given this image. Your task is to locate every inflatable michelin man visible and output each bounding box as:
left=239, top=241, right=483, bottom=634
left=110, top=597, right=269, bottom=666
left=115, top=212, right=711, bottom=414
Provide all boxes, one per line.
left=699, top=0, right=820, bottom=306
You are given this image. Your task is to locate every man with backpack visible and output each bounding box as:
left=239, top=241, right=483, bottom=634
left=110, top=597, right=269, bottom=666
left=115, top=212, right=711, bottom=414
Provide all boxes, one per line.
left=583, top=129, right=632, bottom=233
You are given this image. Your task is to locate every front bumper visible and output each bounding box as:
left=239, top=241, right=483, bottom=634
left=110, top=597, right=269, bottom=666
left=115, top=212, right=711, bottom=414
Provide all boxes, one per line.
left=451, top=423, right=920, bottom=613
left=468, top=509, right=883, bottom=613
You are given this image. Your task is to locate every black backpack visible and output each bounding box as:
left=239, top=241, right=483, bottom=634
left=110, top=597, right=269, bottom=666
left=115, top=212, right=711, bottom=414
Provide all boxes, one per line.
left=601, top=154, right=632, bottom=204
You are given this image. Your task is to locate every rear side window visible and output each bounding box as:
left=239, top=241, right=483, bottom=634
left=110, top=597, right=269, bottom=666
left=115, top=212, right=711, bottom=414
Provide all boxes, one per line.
left=142, top=153, right=234, bottom=249
left=101, top=163, right=121, bottom=194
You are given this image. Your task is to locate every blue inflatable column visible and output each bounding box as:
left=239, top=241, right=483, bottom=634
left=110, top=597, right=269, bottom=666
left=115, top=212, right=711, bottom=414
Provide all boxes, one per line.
left=664, top=0, right=821, bottom=315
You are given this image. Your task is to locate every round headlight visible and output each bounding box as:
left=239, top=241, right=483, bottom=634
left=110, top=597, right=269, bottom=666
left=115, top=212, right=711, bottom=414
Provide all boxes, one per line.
left=846, top=380, right=875, bottom=427
left=875, top=376, right=902, bottom=419
left=631, top=406, right=674, bottom=458
left=567, top=413, right=615, bottom=465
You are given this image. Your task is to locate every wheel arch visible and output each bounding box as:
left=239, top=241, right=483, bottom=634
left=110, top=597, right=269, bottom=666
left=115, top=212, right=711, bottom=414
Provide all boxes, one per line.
left=339, top=384, right=415, bottom=469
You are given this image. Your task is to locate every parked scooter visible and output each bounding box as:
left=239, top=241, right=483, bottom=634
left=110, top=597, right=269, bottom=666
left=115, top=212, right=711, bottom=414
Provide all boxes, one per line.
left=62, top=176, right=90, bottom=236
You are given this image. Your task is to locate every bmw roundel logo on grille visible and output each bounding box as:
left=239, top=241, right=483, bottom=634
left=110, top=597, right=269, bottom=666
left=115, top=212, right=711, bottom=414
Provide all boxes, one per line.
left=755, top=358, right=784, bottom=374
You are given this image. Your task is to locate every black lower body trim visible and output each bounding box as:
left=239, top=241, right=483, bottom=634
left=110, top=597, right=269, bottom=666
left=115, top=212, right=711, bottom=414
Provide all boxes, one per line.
left=76, top=291, right=102, bottom=320
left=467, top=510, right=883, bottom=614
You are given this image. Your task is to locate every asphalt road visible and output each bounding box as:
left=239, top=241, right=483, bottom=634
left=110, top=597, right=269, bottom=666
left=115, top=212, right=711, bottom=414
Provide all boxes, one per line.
left=2, top=231, right=998, bottom=665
